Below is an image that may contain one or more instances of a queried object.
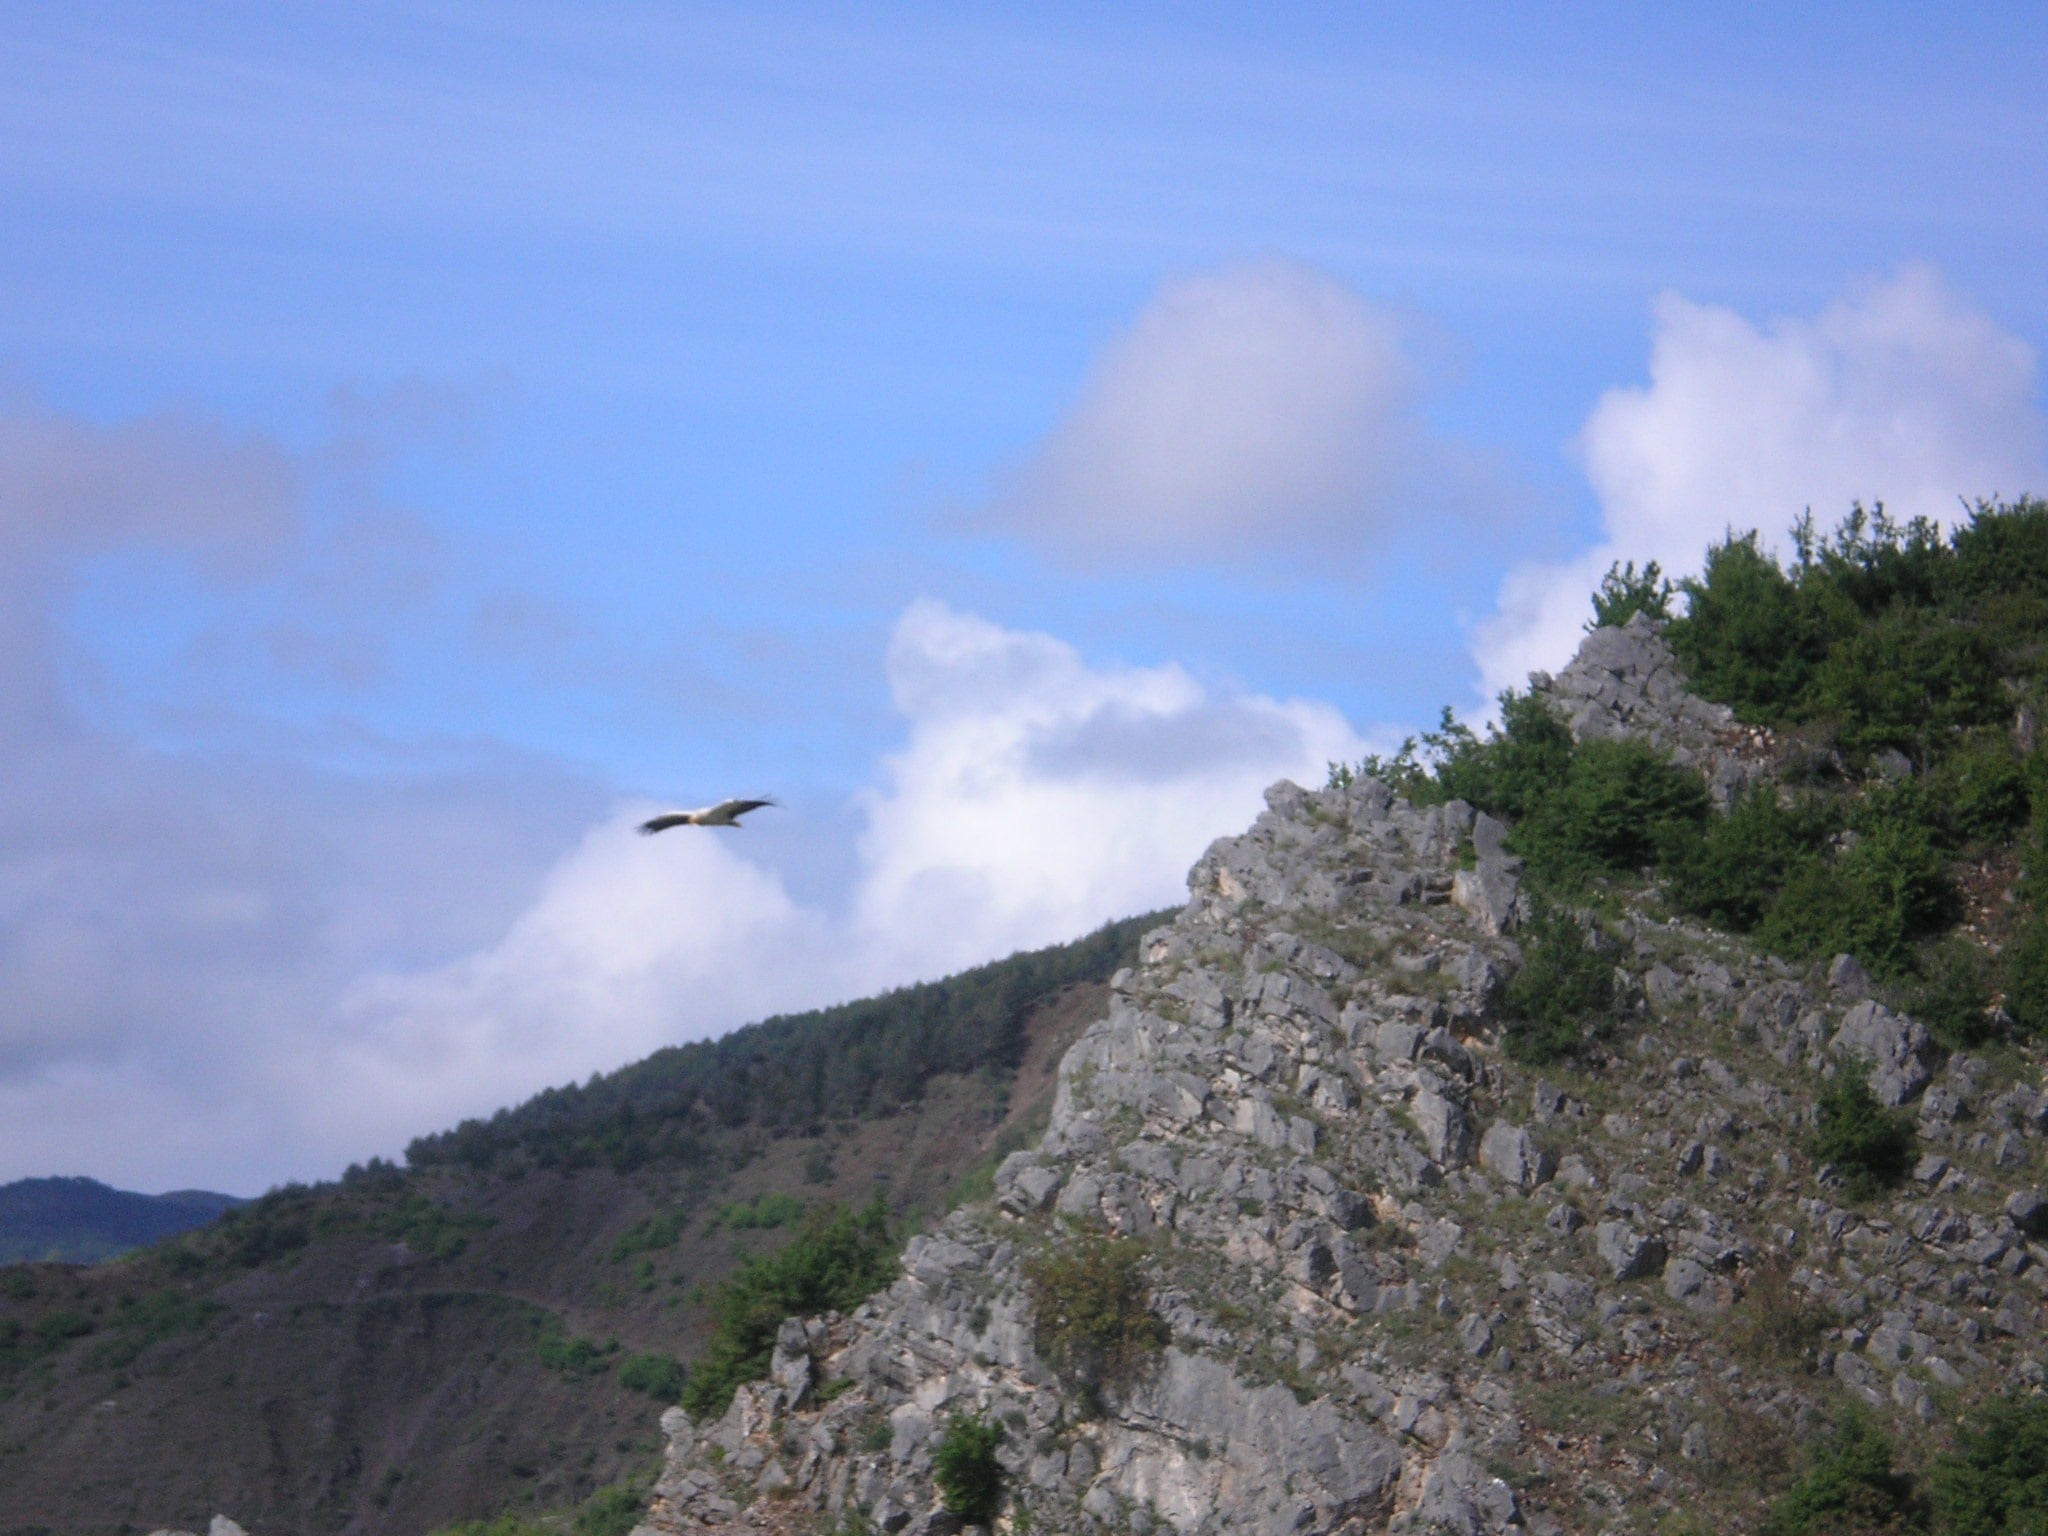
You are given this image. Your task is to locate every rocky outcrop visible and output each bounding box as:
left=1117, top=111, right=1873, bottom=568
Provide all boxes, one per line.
left=636, top=624, right=2048, bottom=1536
left=1529, top=611, right=1769, bottom=807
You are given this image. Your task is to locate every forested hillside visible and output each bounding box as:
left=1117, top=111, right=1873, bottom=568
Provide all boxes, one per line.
left=0, top=914, right=1156, bottom=1536
left=407, top=915, right=1151, bottom=1175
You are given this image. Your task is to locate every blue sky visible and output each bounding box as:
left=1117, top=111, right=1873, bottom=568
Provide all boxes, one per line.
left=2, top=3, right=2044, bottom=1192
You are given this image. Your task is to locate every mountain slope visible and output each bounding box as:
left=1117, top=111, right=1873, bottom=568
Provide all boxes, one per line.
left=637, top=509, right=2048, bottom=1536
left=0, top=1177, right=244, bottom=1264
left=0, top=914, right=1156, bottom=1536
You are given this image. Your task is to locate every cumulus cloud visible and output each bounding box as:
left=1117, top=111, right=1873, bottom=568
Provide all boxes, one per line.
left=320, top=600, right=1371, bottom=1177
left=851, top=600, right=1367, bottom=974
left=984, top=258, right=1480, bottom=565
left=1473, top=266, right=2047, bottom=702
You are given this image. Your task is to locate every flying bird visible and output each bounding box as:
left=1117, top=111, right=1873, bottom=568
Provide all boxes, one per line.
left=638, top=797, right=780, bottom=834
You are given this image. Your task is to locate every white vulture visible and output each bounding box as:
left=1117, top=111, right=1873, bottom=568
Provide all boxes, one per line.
left=638, top=797, right=779, bottom=834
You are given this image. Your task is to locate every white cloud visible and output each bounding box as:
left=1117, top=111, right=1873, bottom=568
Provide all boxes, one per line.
left=2, top=529, right=1373, bottom=1192
left=986, top=258, right=1476, bottom=565
left=1473, top=266, right=2047, bottom=702
left=309, top=600, right=1369, bottom=1178
left=851, top=600, right=1366, bottom=975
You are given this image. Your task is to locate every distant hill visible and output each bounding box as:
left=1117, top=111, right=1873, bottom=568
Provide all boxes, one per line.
left=0, top=910, right=1161, bottom=1536
left=0, top=1176, right=244, bottom=1264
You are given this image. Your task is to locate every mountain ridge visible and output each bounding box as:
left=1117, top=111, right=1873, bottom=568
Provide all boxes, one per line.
left=0, top=1176, right=245, bottom=1265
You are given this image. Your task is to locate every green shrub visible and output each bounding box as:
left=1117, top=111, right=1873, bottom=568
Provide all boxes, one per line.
left=86, top=1289, right=222, bottom=1371
left=1023, top=1234, right=1168, bottom=1409
left=1515, top=737, right=1710, bottom=886
left=1587, top=559, right=1673, bottom=630
left=2003, top=910, right=2048, bottom=1040
left=711, top=1192, right=806, bottom=1232
left=1659, top=787, right=1833, bottom=932
left=617, top=1352, right=687, bottom=1402
left=1756, top=818, right=1951, bottom=979
left=1762, top=1411, right=1922, bottom=1536
left=609, top=1212, right=686, bottom=1261
left=572, top=1485, right=649, bottom=1536
left=428, top=1519, right=549, bottom=1536
left=1941, top=740, right=2035, bottom=844
left=1906, top=939, right=1998, bottom=1050
left=1808, top=1071, right=1916, bottom=1201
left=34, top=1309, right=93, bottom=1345
left=1501, top=902, right=1617, bottom=1064
left=680, top=1200, right=897, bottom=1420
left=1668, top=531, right=1823, bottom=722
left=1432, top=691, right=1577, bottom=823
left=1927, top=1390, right=2048, bottom=1536
left=535, top=1323, right=612, bottom=1378
left=930, top=1412, right=1004, bottom=1526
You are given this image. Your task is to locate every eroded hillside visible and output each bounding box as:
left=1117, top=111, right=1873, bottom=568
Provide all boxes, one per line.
left=0, top=922, right=1149, bottom=1536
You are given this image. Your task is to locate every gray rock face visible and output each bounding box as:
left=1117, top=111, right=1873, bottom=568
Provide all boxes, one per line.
left=1595, top=1221, right=1667, bottom=1281
left=1831, top=1000, right=1934, bottom=1106
left=1480, top=1121, right=1553, bottom=1192
left=635, top=619, right=2048, bottom=1536
left=1529, top=612, right=1760, bottom=807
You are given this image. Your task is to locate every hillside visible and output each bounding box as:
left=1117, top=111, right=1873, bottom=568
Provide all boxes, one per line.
left=0, top=1178, right=244, bottom=1265
left=0, top=914, right=1157, bottom=1536
left=632, top=502, right=2048, bottom=1536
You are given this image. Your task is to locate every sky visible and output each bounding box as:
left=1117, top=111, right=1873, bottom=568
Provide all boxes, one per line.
left=1, top=2, right=2044, bottom=1195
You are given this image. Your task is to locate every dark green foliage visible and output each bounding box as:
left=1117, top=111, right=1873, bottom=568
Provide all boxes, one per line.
left=1430, top=692, right=1577, bottom=822
left=1670, top=501, right=2048, bottom=760
left=1023, top=1234, right=1168, bottom=1410
left=534, top=1322, right=614, bottom=1379
left=1670, top=531, right=1823, bottom=722
left=1501, top=902, right=1617, bottom=1064
left=1757, top=818, right=1953, bottom=977
left=1660, top=786, right=1834, bottom=931
left=407, top=913, right=1158, bottom=1174
left=609, top=1212, right=686, bottom=1262
left=365, top=1194, right=496, bottom=1259
left=680, top=1201, right=898, bottom=1420
left=33, top=1310, right=92, bottom=1345
left=1928, top=1391, right=2048, bottom=1536
left=428, top=1519, right=548, bottom=1536
left=617, top=1352, right=687, bottom=1402
left=1809, top=1071, right=1916, bottom=1201
left=709, top=1192, right=805, bottom=1232
left=214, top=1191, right=314, bottom=1268
left=2004, top=911, right=2048, bottom=1040
left=1941, top=740, right=2035, bottom=844
left=1906, top=939, right=1999, bottom=1050
left=572, top=1484, right=650, bottom=1536
left=1514, top=736, right=1710, bottom=886
left=1588, top=558, right=1674, bottom=630
left=1763, top=1411, right=1923, bottom=1535
left=930, top=1412, right=1004, bottom=1526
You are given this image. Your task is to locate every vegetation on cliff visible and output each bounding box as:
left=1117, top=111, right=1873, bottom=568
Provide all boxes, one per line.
left=1341, top=499, right=2048, bottom=1049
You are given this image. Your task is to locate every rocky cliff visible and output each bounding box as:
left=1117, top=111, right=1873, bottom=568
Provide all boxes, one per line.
left=635, top=622, right=2048, bottom=1536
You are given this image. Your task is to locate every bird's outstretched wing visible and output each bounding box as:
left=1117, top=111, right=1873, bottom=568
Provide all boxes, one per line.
left=638, top=812, right=697, bottom=835
left=706, top=797, right=777, bottom=822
